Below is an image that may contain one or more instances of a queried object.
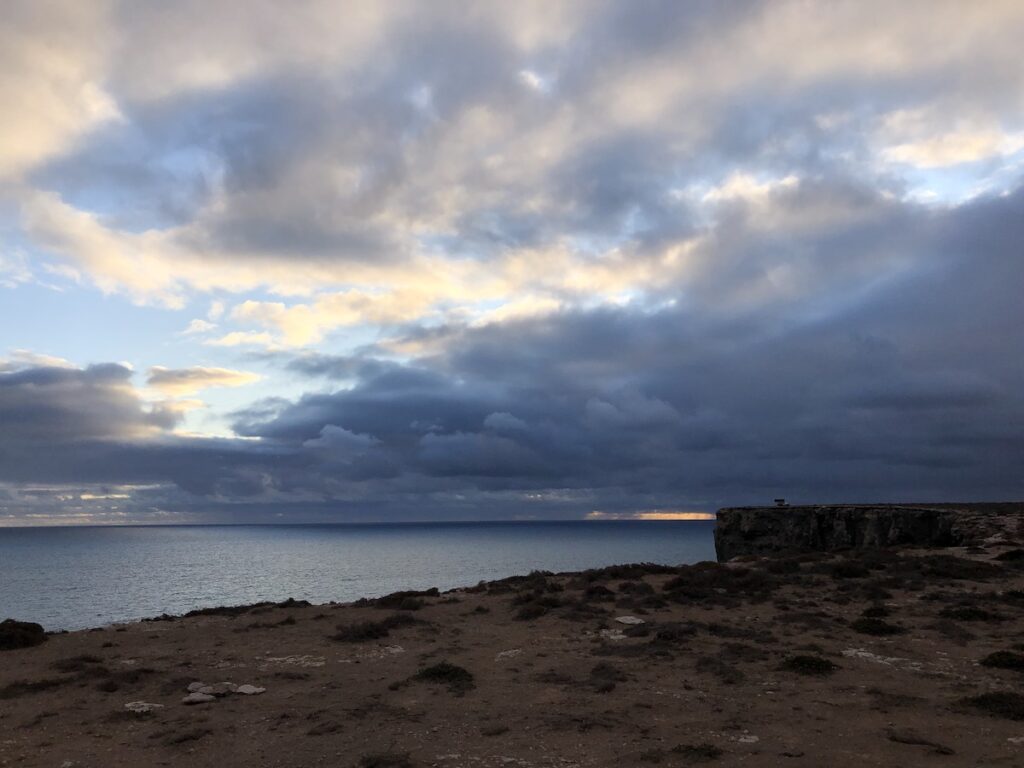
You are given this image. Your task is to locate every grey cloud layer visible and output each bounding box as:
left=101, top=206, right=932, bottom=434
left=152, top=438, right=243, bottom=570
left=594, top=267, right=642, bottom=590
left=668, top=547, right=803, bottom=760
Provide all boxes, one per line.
left=5, top=179, right=1020, bottom=520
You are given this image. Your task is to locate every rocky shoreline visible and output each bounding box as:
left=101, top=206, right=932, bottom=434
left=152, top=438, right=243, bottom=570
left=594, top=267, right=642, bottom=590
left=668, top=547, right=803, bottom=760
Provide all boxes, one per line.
left=5, top=514, right=1024, bottom=766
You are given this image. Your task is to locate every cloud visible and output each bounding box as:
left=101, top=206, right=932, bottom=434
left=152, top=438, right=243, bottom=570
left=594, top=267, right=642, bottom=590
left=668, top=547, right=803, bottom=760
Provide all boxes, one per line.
left=0, top=1, right=119, bottom=181
left=146, top=366, right=261, bottom=396
left=180, top=319, right=216, bottom=335
left=2, top=2, right=1024, bottom=522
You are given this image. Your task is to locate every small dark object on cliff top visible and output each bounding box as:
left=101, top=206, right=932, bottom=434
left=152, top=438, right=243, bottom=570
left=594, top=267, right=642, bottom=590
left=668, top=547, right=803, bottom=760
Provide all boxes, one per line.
left=781, top=655, right=839, bottom=675
left=412, top=662, right=475, bottom=694
left=851, top=617, right=906, bottom=636
left=961, top=691, right=1024, bottom=720
left=0, top=619, right=47, bottom=651
left=981, top=651, right=1024, bottom=671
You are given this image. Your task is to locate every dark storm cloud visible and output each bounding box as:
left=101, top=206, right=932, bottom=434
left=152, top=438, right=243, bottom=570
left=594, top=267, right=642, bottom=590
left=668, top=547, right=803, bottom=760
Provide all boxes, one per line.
left=227, top=181, right=1024, bottom=511
left=0, top=364, right=173, bottom=442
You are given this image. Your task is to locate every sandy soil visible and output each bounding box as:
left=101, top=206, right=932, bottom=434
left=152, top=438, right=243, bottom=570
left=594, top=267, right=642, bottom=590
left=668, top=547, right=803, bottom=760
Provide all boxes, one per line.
left=5, top=545, right=1024, bottom=767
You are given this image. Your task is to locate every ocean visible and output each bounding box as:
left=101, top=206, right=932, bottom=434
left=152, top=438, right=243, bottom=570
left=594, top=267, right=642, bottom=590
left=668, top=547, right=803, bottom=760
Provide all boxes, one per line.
left=0, top=520, right=716, bottom=631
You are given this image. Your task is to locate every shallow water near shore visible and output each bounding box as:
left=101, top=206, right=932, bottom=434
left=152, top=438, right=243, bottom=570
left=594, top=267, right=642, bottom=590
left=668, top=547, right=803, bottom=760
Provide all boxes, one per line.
left=0, top=520, right=715, bottom=630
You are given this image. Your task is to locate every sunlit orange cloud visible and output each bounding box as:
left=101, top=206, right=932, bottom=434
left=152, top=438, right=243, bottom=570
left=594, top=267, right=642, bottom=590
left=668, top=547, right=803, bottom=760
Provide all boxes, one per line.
left=585, top=510, right=715, bottom=521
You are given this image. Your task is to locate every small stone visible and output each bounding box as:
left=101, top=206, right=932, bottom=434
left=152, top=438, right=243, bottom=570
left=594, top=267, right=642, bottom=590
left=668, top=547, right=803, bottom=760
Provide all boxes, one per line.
left=615, top=616, right=645, bottom=625
left=124, top=701, right=164, bottom=714
left=182, top=692, right=216, bottom=705
left=236, top=684, right=265, bottom=695
left=186, top=681, right=206, bottom=692
left=199, top=682, right=237, bottom=696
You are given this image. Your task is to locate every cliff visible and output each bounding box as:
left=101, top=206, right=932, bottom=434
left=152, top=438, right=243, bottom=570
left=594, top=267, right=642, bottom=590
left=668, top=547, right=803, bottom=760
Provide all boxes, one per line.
left=714, top=502, right=1024, bottom=561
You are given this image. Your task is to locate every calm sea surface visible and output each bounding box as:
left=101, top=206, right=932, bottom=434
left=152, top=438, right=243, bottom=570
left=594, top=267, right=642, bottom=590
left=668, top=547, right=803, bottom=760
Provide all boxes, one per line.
left=0, top=521, right=715, bottom=631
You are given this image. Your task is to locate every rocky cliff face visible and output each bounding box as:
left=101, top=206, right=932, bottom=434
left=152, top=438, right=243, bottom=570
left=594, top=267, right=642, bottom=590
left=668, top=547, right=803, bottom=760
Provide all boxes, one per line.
left=714, top=503, right=1024, bottom=561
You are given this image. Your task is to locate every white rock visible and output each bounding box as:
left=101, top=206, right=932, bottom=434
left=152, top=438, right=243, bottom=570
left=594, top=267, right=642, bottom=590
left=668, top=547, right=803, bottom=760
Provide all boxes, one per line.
left=181, top=692, right=216, bottom=705
left=186, top=681, right=206, bottom=692
left=198, top=682, right=237, bottom=696
left=495, top=649, right=522, bottom=661
left=124, top=701, right=164, bottom=714
left=615, top=615, right=645, bottom=625
left=236, top=684, right=266, bottom=695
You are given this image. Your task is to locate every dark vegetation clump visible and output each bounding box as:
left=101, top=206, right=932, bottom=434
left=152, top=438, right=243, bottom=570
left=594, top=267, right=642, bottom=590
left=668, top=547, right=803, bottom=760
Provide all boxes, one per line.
left=980, top=651, right=1024, bottom=671
left=995, top=549, right=1024, bottom=562
left=861, top=604, right=890, bottom=618
left=155, top=597, right=311, bottom=620
left=663, top=562, right=777, bottom=604
left=163, top=728, right=214, bottom=746
left=917, top=555, right=1005, bottom=581
left=485, top=570, right=561, bottom=595
left=411, top=662, right=475, bottom=694
left=961, top=691, right=1024, bottom=720
left=510, top=576, right=565, bottom=620
left=558, top=600, right=610, bottom=622
left=618, top=580, right=656, bottom=595
left=851, top=617, right=906, bottom=636
left=355, top=588, right=439, bottom=611
left=831, top=561, right=870, bottom=579
left=0, top=619, right=47, bottom=651
left=514, top=604, right=549, bottom=621
left=584, top=585, right=616, bottom=601
left=332, top=613, right=419, bottom=642
left=670, top=743, right=724, bottom=761
left=0, top=678, right=67, bottom=699
left=766, top=558, right=801, bottom=575
left=580, top=563, right=677, bottom=581
left=51, top=654, right=103, bottom=673
left=924, top=619, right=975, bottom=644
left=589, top=662, right=627, bottom=692
left=939, top=605, right=1004, bottom=622
left=357, top=752, right=415, bottom=768
left=780, top=655, right=839, bottom=675
left=695, top=655, right=745, bottom=685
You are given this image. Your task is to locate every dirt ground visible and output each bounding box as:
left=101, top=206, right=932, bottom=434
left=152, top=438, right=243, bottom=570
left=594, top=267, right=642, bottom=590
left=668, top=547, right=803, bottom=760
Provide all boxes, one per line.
left=5, top=545, right=1024, bottom=767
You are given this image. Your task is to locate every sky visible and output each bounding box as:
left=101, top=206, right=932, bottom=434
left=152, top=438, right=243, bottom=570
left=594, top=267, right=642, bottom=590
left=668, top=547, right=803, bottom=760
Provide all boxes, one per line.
left=1, top=0, right=1023, bottom=525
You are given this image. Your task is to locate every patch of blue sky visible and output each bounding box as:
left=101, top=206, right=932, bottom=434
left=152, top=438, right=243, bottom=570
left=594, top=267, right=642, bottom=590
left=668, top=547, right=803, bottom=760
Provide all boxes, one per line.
left=895, top=148, right=1024, bottom=205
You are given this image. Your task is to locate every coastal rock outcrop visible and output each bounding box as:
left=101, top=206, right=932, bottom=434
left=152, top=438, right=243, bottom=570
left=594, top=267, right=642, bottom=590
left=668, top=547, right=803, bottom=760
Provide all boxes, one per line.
left=714, top=503, right=1024, bottom=561
left=0, top=619, right=47, bottom=650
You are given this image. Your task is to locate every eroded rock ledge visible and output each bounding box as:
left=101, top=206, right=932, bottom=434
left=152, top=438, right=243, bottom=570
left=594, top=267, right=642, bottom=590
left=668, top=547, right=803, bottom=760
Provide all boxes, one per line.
left=714, top=503, right=1024, bottom=561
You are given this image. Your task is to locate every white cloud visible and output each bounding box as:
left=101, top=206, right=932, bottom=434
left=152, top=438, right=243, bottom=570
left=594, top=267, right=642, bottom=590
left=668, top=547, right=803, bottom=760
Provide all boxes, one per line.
left=180, top=319, right=217, bottom=335
left=146, top=365, right=261, bottom=396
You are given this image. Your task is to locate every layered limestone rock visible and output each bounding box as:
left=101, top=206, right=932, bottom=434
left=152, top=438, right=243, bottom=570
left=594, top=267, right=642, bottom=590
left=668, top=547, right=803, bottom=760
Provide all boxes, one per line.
left=714, top=503, right=1024, bottom=561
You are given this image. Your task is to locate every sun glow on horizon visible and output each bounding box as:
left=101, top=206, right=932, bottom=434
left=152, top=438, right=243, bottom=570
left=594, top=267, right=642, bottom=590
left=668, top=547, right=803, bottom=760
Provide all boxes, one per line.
left=585, top=510, right=716, bottom=521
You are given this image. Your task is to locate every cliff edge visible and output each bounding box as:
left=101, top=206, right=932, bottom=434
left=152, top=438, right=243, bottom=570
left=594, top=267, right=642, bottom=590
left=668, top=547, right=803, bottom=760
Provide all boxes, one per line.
left=714, top=502, right=1024, bottom=561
